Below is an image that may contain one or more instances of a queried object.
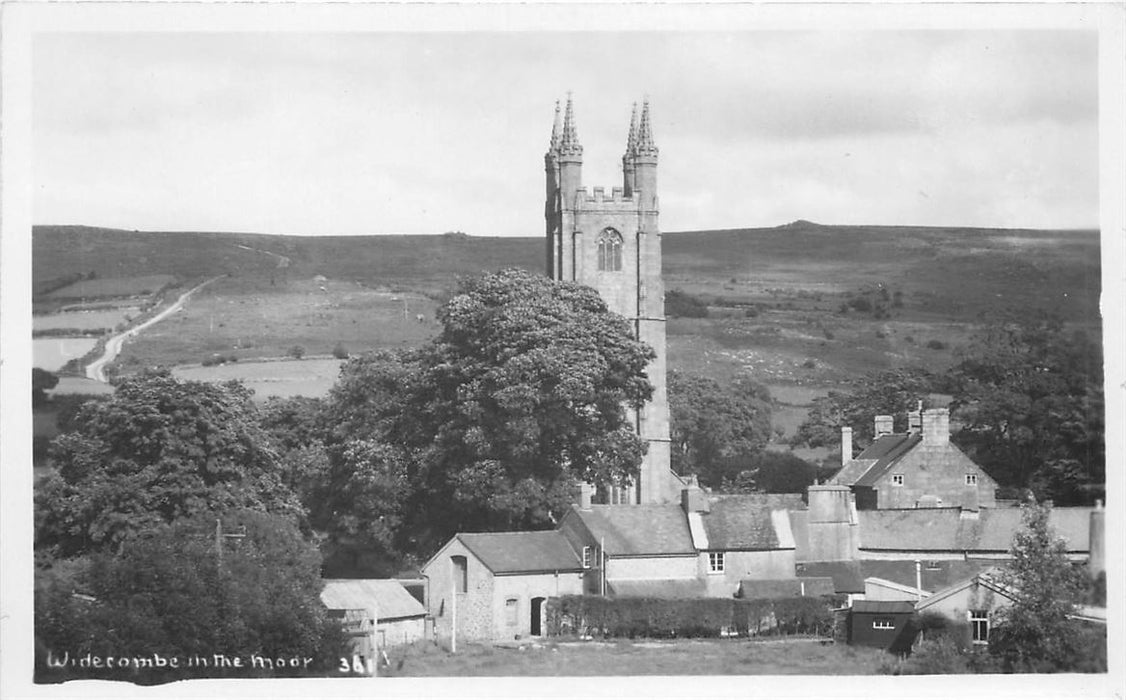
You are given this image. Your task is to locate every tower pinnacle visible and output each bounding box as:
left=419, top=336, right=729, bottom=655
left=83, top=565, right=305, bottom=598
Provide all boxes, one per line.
left=636, top=97, right=658, bottom=157
left=559, top=92, right=583, bottom=157
left=625, top=102, right=639, bottom=156
left=549, top=99, right=562, bottom=153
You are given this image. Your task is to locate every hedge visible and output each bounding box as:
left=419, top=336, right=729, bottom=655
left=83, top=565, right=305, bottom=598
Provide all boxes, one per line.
left=545, top=594, right=844, bottom=640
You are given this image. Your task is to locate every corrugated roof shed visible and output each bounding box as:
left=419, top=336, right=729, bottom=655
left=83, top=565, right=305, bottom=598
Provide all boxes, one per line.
left=457, top=531, right=583, bottom=574
left=607, top=579, right=708, bottom=599
left=795, top=561, right=865, bottom=594
left=320, top=579, right=427, bottom=620
left=702, top=494, right=804, bottom=550
left=737, top=577, right=836, bottom=599
left=571, top=505, right=695, bottom=556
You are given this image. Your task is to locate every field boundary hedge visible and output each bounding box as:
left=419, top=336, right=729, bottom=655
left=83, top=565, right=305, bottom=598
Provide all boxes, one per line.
left=545, top=594, right=845, bottom=640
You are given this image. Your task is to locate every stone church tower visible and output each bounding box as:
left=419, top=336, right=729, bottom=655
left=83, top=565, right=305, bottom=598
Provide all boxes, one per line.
left=544, top=95, right=676, bottom=505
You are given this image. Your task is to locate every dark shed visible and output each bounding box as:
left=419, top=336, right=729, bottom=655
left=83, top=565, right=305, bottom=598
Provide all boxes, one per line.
left=848, top=600, right=916, bottom=653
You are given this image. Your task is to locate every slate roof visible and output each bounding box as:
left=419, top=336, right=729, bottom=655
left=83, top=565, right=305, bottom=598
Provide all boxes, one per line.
left=701, top=494, right=804, bottom=550
left=320, top=579, right=427, bottom=620
left=736, top=577, right=836, bottom=599
left=852, top=434, right=923, bottom=487
left=608, top=579, right=708, bottom=599
left=852, top=600, right=915, bottom=614
left=570, top=505, right=695, bottom=556
left=795, top=561, right=865, bottom=594
left=457, top=531, right=583, bottom=574
left=858, top=507, right=1093, bottom=553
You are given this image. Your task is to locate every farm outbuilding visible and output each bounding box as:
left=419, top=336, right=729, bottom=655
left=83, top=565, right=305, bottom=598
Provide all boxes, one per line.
left=321, top=579, right=428, bottom=650
left=846, top=600, right=916, bottom=653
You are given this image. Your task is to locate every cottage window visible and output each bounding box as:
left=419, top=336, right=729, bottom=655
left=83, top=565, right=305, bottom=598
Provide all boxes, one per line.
left=505, top=598, right=519, bottom=627
left=965, top=473, right=978, bottom=486
left=970, top=610, right=990, bottom=644
left=582, top=546, right=593, bottom=569
left=597, top=229, right=623, bottom=272
left=452, top=555, right=468, bottom=594
left=891, top=474, right=904, bottom=486
left=872, top=618, right=895, bottom=630
left=708, top=552, right=725, bottom=574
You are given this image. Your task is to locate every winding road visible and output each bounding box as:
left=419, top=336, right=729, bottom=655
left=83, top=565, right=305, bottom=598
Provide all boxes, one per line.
left=85, top=276, right=225, bottom=383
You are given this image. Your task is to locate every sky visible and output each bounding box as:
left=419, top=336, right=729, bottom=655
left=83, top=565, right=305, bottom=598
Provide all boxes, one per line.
left=33, top=30, right=1099, bottom=237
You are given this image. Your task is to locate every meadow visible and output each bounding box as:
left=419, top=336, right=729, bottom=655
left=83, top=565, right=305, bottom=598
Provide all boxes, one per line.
left=173, top=358, right=345, bottom=401
left=381, top=638, right=888, bottom=676
left=33, top=308, right=138, bottom=334
left=32, top=223, right=1101, bottom=444
left=44, top=274, right=177, bottom=299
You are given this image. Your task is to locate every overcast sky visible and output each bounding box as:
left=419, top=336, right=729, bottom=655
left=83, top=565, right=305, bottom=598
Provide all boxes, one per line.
left=33, top=30, right=1098, bottom=237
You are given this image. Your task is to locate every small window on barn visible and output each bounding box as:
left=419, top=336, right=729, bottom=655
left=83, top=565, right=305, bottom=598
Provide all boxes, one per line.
left=452, top=555, right=468, bottom=594
left=891, top=474, right=904, bottom=486
left=505, top=598, right=519, bottom=627
left=965, top=473, right=978, bottom=486
left=872, top=617, right=895, bottom=630
left=708, top=552, right=725, bottom=574
left=582, top=546, right=593, bottom=569
left=970, top=610, right=990, bottom=644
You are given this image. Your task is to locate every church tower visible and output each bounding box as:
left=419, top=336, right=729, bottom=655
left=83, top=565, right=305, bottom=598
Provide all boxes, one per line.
left=544, top=95, right=675, bottom=505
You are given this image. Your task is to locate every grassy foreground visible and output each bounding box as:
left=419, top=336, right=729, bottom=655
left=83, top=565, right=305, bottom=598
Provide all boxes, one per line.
left=381, top=638, right=888, bottom=677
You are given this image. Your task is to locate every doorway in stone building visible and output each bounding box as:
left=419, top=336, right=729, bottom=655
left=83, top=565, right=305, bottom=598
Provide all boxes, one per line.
left=531, top=596, right=546, bottom=636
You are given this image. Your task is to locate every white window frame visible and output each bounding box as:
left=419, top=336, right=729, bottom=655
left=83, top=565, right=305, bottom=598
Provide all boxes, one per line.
left=965, top=473, right=978, bottom=486
left=872, top=618, right=895, bottom=630
left=582, top=546, right=592, bottom=569
left=708, top=552, right=725, bottom=574
left=891, top=474, right=904, bottom=486
left=970, top=609, right=989, bottom=644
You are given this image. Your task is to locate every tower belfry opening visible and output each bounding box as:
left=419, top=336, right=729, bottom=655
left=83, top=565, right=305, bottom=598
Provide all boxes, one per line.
left=544, top=95, right=678, bottom=505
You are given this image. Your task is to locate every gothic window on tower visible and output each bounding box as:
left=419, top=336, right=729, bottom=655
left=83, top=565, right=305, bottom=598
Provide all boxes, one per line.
left=597, top=228, right=623, bottom=272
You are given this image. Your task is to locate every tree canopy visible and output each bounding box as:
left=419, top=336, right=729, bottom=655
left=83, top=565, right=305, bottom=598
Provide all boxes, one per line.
left=35, top=509, right=345, bottom=682
left=668, top=370, right=772, bottom=489
left=35, top=370, right=303, bottom=557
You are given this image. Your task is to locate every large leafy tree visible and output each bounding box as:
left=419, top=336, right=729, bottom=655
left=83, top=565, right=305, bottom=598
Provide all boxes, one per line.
left=35, top=370, right=303, bottom=557
left=323, top=269, right=655, bottom=553
left=789, top=367, right=937, bottom=453
left=668, top=370, right=772, bottom=489
left=989, top=501, right=1102, bottom=673
left=946, top=317, right=1104, bottom=504
left=35, top=510, right=345, bottom=682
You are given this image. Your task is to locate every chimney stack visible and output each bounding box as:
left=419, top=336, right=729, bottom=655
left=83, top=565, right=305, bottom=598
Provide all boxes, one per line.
left=578, top=482, right=594, bottom=509
left=841, top=427, right=853, bottom=467
left=921, top=408, right=950, bottom=446
left=681, top=484, right=710, bottom=514
left=874, top=415, right=894, bottom=438
left=908, top=401, right=923, bottom=433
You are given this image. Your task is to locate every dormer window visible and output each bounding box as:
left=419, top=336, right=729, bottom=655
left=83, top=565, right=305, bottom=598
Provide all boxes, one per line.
left=891, top=474, right=904, bottom=486
left=597, top=228, right=623, bottom=271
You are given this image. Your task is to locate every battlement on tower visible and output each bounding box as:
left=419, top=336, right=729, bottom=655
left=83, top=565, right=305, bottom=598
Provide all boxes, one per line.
left=573, top=186, right=644, bottom=211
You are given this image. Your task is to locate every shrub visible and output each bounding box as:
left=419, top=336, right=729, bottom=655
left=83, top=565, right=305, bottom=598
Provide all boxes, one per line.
left=332, top=343, right=349, bottom=360
left=802, top=359, right=816, bottom=369
left=744, top=306, right=759, bottom=318
left=289, top=345, right=306, bottom=360
left=926, top=339, right=947, bottom=350
left=665, top=289, right=709, bottom=318
left=848, top=296, right=872, bottom=313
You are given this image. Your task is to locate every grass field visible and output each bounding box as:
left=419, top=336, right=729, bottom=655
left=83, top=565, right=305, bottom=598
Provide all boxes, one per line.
left=33, top=308, right=137, bottom=333
left=381, top=638, right=888, bottom=677
left=114, top=276, right=439, bottom=371
left=33, top=337, right=98, bottom=371
left=172, top=358, right=345, bottom=401
left=45, top=274, right=178, bottom=299
left=33, top=223, right=1101, bottom=411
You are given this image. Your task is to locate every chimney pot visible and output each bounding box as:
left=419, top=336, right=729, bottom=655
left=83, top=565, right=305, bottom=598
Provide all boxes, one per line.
left=874, top=415, right=894, bottom=438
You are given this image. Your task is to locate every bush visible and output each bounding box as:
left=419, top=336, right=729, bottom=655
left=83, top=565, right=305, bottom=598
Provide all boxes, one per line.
left=289, top=345, right=306, bottom=360
left=332, top=343, right=349, bottom=360
left=926, top=339, right=947, bottom=350
left=802, top=359, right=816, bottom=369
left=665, top=289, right=709, bottom=318
left=546, top=595, right=841, bottom=640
